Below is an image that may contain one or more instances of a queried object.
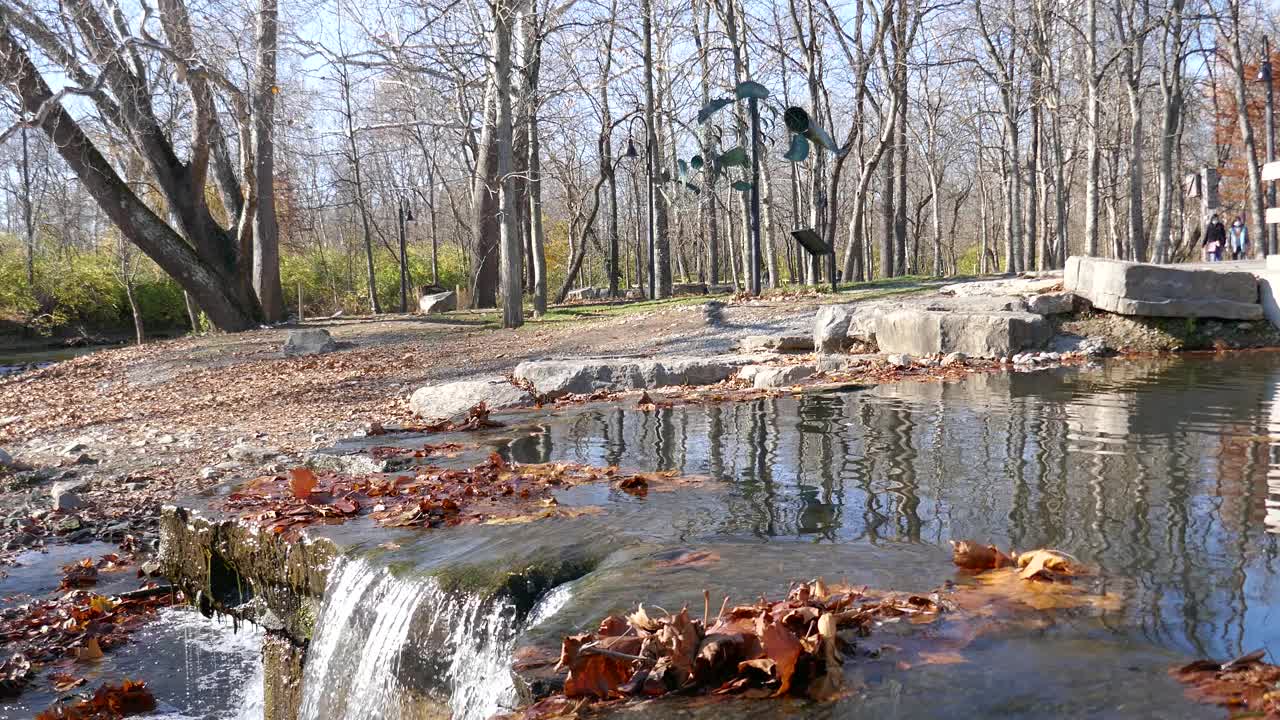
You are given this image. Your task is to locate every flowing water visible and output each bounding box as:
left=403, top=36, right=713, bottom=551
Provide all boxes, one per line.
left=14, top=352, right=1280, bottom=718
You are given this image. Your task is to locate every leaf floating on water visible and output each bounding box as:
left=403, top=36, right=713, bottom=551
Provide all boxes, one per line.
left=1171, top=650, right=1280, bottom=718
left=1015, top=549, right=1083, bottom=581
left=76, top=637, right=104, bottom=662
left=35, top=678, right=156, bottom=719
left=950, top=540, right=1013, bottom=571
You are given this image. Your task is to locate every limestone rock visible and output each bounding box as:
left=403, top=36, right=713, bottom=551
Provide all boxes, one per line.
left=227, top=443, right=282, bottom=464
left=51, top=479, right=89, bottom=511
left=283, top=328, right=338, bottom=357
left=813, top=305, right=856, bottom=353
left=940, top=277, right=1063, bottom=298
left=753, top=365, right=815, bottom=389
left=886, top=354, right=913, bottom=368
left=513, top=356, right=747, bottom=398
left=408, top=376, right=534, bottom=422
left=1027, top=291, right=1076, bottom=315
left=418, top=291, right=457, bottom=315
left=942, top=352, right=967, bottom=367
left=738, top=335, right=812, bottom=353
left=1065, top=256, right=1262, bottom=320
left=566, top=287, right=603, bottom=302
left=876, top=310, right=1052, bottom=359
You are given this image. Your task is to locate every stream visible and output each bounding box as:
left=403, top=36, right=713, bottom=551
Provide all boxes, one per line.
left=10, top=352, right=1280, bottom=717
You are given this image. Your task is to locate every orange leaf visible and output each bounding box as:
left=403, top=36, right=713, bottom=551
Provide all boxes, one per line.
left=289, top=468, right=318, bottom=500
left=758, top=616, right=802, bottom=696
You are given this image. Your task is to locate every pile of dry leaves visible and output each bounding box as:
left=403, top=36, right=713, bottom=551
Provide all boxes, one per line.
left=1171, top=650, right=1280, bottom=718
left=34, top=679, right=156, bottom=719
left=223, top=454, right=683, bottom=537
left=0, top=586, right=177, bottom=699
left=506, top=579, right=951, bottom=718
left=507, top=541, right=1120, bottom=718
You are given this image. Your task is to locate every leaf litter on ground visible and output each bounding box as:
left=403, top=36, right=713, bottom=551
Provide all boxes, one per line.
left=1171, top=649, right=1280, bottom=718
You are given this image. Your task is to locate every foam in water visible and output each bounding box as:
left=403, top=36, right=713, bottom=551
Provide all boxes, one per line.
left=298, top=556, right=535, bottom=720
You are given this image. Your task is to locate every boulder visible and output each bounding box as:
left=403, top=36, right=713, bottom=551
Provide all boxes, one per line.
left=813, top=305, right=856, bottom=353
left=51, top=479, right=89, bottom=512
left=940, top=277, right=1063, bottom=297
left=1027, top=291, right=1076, bottom=315
left=408, top=376, right=534, bottom=422
left=886, top=354, right=913, bottom=368
left=0, top=448, right=12, bottom=469
left=566, top=287, right=603, bottom=302
left=418, top=291, right=457, bottom=315
left=752, top=365, right=815, bottom=389
left=513, top=356, right=747, bottom=398
left=942, top=352, right=967, bottom=367
left=875, top=310, right=1053, bottom=359
left=1065, top=256, right=1262, bottom=320
left=923, top=295, right=1028, bottom=313
left=283, top=328, right=338, bottom=356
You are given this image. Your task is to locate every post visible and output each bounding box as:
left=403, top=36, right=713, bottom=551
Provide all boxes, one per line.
left=646, top=134, right=656, bottom=301
left=748, top=97, right=762, bottom=296
left=397, top=200, right=409, bottom=313
left=1264, top=36, right=1277, bottom=256
left=297, top=281, right=304, bottom=322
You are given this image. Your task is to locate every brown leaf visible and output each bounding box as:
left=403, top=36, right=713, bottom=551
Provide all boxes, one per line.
left=76, top=637, right=104, bottom=661
left=949, top=540, right=1013, bottom=571
left=562, top=654, right=633, bottom=699
left=627, top=605, right=660, bottom=633
left=655, top=550, right=720, bottom=569
left=694, top=633, right=745, bottom=684
left=757, top=616, right=802, bottom=696
left=288, top=468, right=318, bottom=500
left=615, top=475, right=648, bottom=496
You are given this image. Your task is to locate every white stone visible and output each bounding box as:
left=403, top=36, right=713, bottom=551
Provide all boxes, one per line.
left=50, top=479, right=88, bottom=511
left=408, top=376, right=535, bottom=422
left=418, top=291, right=457, bottom=315
left=942, top=352, right=967, bottom=367
left=887, top=354, right=912, bottom=368
left=752, top=365, right=815, bottom=389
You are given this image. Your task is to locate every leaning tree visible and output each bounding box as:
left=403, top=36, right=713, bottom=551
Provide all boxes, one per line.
left=0, top=0, right=283, bottom=331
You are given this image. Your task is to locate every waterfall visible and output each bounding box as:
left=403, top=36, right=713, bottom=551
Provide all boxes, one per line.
left=297, top=556, right=542, bottom=720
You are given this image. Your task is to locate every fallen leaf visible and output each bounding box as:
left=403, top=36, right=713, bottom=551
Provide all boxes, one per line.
left=288, top=468, right=318, bottom=500
left=77, top=637, right=103, bottom=661
left=950, top=540, right=1013, bottom=571
left=758, top=616, right=802, bottom=696
left=655, top=550, right=720, bottom=569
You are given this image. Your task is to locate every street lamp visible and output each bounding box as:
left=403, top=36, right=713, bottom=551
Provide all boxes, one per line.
left=624, top=115, right=656, bottom=300
left=398, top=198, right=415, bottom=313
left=1258, top=36, right=1276, bottom=256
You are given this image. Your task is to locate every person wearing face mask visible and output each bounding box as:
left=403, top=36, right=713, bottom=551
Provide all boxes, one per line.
left=1228, top=215, right=1248, bottom=261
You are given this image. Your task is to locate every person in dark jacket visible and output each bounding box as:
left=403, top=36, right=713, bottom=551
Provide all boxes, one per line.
left=1204, top=214, right=1227, bottom=262
left=1229, top=215, right=1249, bottom=260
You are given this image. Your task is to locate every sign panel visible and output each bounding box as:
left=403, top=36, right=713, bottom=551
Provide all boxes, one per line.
left=791, top=228, right=830, bottom=256
left=1264, top=161, right=1280, bottom=182
left=1267, top=207, right=1280, bottom=225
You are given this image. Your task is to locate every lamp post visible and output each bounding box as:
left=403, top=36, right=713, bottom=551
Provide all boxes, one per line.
left=397, top=197, right=415, bottom=313
left=1261, top=36, right=1277, bottom=256
left=624, top=116, right=656, bottom=300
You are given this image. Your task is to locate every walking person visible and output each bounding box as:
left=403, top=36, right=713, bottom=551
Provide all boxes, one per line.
left=1229, top=215, right=1249, bottom=260
left=1204, top=213, right=1227, bottom=263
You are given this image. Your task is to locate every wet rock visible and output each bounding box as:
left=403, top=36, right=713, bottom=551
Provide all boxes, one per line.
left=513, top=357, right=747, bottom=399
left=1065, top=256, right=1263, bottom=319
left=304, top=452, right=389, bottom=475
left=876, top=310, right=1052, bottom=359
left=140, top=560, right=162, bottom=577
left=283, top=328, right=339, bottom=357
left=1027, top=291, right=1076, bottom=316
left=408, top=376, right=535, bottom=422
left=418, top=290, right=457, bottom=314
left=753, top=365, right=816, bottom=389
left=99, top=522, right=132, bottom=541
left=56, top=516, right=82, bottom=533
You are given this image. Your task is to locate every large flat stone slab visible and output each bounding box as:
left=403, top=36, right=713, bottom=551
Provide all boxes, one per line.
left=1065, top=256, right=1262, bottom=320
left=876, top=310, right=1053, bottom=358
left=513, top=356, right=750, bottom=398
left=408, top=376, right=535, bottom=422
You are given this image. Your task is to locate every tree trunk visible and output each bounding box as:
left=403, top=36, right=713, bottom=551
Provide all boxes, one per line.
left=494, top=1, right=523, bottom=328
left=251, top=0, right=283, bottom=321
